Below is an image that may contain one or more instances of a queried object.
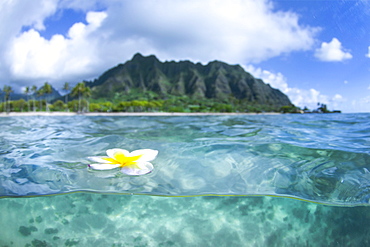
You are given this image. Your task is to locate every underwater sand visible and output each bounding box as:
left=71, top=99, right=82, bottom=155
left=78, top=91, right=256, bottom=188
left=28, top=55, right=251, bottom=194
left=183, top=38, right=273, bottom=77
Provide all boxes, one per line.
left=1, top=194, right=370, bottom=246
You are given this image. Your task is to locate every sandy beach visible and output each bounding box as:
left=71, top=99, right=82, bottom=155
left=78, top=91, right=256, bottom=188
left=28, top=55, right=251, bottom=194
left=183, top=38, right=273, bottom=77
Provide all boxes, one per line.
left=0, top=111, right=282, bottom=117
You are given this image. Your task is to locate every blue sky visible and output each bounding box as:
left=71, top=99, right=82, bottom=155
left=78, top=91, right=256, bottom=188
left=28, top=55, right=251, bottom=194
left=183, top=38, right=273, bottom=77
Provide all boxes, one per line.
left=0, top=0, right=369, bottom=112
left=259, top=0, right=370, bottom=112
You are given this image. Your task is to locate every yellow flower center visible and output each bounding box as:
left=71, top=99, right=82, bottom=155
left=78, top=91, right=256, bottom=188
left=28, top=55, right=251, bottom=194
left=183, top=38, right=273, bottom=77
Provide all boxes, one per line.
left=103, top=153, right=143, bottom=167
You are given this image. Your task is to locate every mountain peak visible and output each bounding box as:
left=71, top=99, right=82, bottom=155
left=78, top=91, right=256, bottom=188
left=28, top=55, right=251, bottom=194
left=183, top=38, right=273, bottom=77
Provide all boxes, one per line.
left=131, top=53, right=159, bottom=63
left=132, top=52, right=144, bottom=60
left=91, top=54, right=292, bottom=107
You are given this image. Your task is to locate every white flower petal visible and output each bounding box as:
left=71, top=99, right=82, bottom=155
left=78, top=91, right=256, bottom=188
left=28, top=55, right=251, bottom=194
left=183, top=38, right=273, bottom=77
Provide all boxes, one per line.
left=120, top=162, right=154, bottom=175
left=88, top=148, right=157, bottom=175
left=130, top=149, right=158, bottom=162
left=106, top=148, right=130, bottom=159
left=88, top=163, right=121, bottom=170
left=87, top=156, right=115, bottom=164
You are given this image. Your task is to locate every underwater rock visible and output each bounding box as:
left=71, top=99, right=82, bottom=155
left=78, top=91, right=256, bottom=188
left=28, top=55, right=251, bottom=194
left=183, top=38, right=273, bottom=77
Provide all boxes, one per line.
left=61, top=219, right=69, bottom=225
left=35, top=216, right=43, bottom=223
left=19, top=225, right=38, bottom=236
left=31, top=239, right=51, bottom=247
left=44, top=228, right=59, bottom=234
left=65, top=239, right=79, bottom=246
left=19, top=226, right=32, bottom=236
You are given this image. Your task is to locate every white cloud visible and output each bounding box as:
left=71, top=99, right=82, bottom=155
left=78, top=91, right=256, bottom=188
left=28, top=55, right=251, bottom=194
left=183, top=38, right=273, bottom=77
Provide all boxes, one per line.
left=0, top=0, right=57, bottom=36
left=314, top=38, right=352, bottom=62
left=0, top=0, right=58, bottom=85
left=105, top=0, right=318, bottom=63
left=243, top=65, right=288, bottom=92
left=350, top=96, right=370, bottom=113
left=245, top=65, right=345, bottom=110
left=332, top=94, right=343, bottom=102
left=366, top=46, right=370, bottom=58
left=6, top=11, right=107, bottom=85
left=0, top=0, right=318, bottom=90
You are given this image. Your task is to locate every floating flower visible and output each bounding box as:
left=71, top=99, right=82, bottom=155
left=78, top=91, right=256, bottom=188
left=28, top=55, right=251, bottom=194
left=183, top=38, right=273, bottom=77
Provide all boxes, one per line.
left=88, top=148, right=158, bottom=175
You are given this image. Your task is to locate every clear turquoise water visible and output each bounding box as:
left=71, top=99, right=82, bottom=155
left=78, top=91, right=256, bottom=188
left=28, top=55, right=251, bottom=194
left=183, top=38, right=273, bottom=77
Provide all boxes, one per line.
left=0, top=114, right=369, bottom=246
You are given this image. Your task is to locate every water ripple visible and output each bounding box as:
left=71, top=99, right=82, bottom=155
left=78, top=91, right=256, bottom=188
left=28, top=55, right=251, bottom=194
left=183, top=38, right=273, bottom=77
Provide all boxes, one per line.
left=0, top=114, right=369, bottom=206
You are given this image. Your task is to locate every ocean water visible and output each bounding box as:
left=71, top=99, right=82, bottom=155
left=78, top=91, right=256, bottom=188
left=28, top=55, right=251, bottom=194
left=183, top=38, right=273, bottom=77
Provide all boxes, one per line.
left=0, top=113, right=369, bottom=246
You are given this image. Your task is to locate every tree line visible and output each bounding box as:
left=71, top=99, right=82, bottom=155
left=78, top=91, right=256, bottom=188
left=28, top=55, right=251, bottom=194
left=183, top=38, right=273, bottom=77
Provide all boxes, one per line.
left=3, top=81, right=335, bottom=114
left=1, top=81, right=91, bottom=113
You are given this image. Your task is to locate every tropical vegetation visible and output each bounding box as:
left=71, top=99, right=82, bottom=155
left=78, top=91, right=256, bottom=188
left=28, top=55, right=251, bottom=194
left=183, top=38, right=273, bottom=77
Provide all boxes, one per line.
left=0, top=83, right=338, bottom=114
left=0, top=54, right=340, bottom=114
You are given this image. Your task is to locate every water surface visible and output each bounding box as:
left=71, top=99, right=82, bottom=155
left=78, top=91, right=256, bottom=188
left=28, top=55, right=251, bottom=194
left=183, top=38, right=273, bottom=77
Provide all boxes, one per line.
left=1, top=114, right=369, bottom=205
left=0, top=113, right=369, bottom=246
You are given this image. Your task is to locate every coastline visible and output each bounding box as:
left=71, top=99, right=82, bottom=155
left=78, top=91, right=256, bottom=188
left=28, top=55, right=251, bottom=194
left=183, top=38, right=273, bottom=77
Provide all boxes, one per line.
left=0, top=111, right=282, bottom=117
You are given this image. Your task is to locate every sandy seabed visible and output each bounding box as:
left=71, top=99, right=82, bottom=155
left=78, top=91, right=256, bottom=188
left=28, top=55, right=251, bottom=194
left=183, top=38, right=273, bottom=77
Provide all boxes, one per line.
left=1, top=194, right=369, bottom=247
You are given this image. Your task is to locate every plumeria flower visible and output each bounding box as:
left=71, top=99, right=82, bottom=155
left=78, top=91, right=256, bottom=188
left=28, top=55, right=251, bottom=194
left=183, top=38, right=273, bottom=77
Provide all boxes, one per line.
left=88, top=148, right=158, bottom=175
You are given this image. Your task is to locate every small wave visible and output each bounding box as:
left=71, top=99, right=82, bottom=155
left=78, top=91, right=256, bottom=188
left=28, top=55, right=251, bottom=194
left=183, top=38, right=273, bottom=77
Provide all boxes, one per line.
left=0, top=114, right=369, bottom=206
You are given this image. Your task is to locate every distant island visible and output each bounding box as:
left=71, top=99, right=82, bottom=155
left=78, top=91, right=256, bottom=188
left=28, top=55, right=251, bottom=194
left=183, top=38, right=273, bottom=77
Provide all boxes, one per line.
left=0, top=53, right=340, bottom=114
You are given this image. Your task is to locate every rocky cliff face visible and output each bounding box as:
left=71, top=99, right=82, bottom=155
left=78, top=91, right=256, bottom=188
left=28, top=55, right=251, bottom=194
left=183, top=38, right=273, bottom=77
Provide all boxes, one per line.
left=90, top=53, right=291, bottom=107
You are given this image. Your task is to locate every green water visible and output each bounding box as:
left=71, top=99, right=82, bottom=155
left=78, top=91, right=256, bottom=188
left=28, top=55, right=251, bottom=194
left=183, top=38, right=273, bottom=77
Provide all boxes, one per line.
left=0, top=114, right=369, bottom=246
left=1, top=194, right=369, bottom=246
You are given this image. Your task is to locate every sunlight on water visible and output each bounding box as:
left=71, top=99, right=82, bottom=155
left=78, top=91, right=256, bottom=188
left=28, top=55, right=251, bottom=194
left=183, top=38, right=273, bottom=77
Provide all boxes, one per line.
left=0, top=114, right=370, bottom=245
left=1, top=193, right=370, bottom=246
left=0, top=114, right=369, bottom=205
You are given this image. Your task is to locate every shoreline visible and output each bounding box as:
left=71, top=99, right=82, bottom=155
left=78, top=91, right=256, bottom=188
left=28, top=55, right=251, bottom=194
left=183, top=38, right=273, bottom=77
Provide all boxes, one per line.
left=0, top=111, right=282, bottom=117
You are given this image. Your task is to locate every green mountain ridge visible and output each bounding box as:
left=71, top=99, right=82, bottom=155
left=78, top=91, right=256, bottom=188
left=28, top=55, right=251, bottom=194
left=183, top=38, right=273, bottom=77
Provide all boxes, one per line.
left=88, top=53, right=292, bottom=108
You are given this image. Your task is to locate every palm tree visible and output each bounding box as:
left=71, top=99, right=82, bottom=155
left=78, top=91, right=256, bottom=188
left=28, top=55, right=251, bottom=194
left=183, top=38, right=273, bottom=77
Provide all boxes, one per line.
left=71, top=82, right=91, bottom=113
left=31, top=85, right=37, bottom=111
left=24, top=86, right=30, bottom=111
left=39, top=82, right=52, bottom=111
left=62, top=82, right=70, bottom=111
left=3, top=85, right=13, bottom=113
left=62, top=82, right=70, bottom=103
left=84, top=86, right=91, bottom=112
left=37, top=87, right=45, bottom=111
